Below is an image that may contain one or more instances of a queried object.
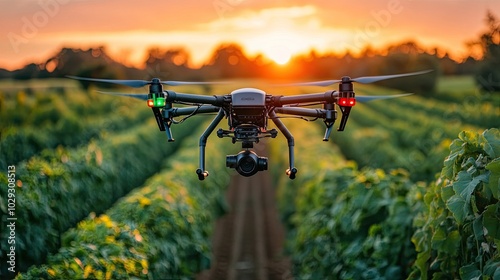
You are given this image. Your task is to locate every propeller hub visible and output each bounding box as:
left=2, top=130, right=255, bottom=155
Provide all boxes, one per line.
left=339, top=78, right=353, bottom=92
left=149, top=78, right=163, bottom=93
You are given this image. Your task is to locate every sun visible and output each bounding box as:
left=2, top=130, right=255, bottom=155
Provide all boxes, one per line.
left=265, top=47, right=292, bottom=65
left=262, top=45, right=292, bottom=65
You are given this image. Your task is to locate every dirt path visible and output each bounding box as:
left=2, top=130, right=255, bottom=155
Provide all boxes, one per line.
left=198, top=170, right=292, bottom=280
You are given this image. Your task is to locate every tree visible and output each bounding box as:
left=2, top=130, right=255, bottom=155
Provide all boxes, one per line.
left=370, top=41, right=440, bottom=95
left=474, top=11, right=500, bottom=92
left=144, top=47, right=194, bottom=80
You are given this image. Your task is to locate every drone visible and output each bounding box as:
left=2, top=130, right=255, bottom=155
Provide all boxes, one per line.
left=68, top=70, right=430, bottom=180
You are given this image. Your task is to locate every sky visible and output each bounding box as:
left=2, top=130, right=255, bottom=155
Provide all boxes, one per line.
left=0, top=0, right=499, bottom=70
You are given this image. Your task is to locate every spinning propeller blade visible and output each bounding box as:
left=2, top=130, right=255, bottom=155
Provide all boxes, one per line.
left=97, top=91, right=148, bottom=100
left=356, top=93, right=413, bottom=102
left=68, top=76, right=149, bottom=88
left=289, top=79, right=342, bottom=87
left=68, top=76, right=227, bottom=88
left=163, top=81, right=227, bottom=86
left=350, top=70, right=433, bottom=84
left=285, top=70, right=432, bottom=87
left=96, top=90, right=200, bottom=102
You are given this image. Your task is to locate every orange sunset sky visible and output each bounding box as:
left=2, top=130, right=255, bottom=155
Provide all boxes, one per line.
left=1, top=0, right=499, bottom=70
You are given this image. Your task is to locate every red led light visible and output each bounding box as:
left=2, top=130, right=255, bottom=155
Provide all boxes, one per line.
left=147, top=99, right=154, bottom=107
left=339, top=97, right=356, bottom=107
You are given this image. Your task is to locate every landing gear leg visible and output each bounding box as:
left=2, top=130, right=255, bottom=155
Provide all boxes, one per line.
left=196, top=109, right=225, bottom=180
left=269, top=111, right=297, bottom=179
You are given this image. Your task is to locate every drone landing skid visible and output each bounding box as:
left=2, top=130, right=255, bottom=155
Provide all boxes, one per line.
left=152, top=108, right=166, bottom=131
left=196, top=109, right=225, bottom=180
left=269, top=111, right=297, bottom=180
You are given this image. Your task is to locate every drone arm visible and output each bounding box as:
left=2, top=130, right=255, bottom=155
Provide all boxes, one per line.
left=170, top=105, right=221, bottom=117
left=166, top=91, right=225, bottom=106
left=274, top=107, right=326, bottom=118
left=272, top=91, right=337, bottom=106
left=196, top=108, right=225, bottom=180
left=269, top=110, right=297, bottom=179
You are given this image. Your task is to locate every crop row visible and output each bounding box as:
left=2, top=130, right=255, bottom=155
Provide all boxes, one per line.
left=341, top=81, right=499, bottom=182
left=357, top=83, right=499, bottom=129
left=338, top=113, right=449, bottom=182
left=269, top=118, right=426, bottom=279
left=16, top=119, right=235, bottom=279
left=352, top=96, right=481, bottom=147
left=0, top=86, right=131, bottom=130
left=337, top=98, right=487, bottom=182
left=0, top=86, right=153, bottom=170
left=0, top=105, right=151, bottom=170
left=268, top=119, right=347, bottom=221
left=0, top=117, right=202, bottom=275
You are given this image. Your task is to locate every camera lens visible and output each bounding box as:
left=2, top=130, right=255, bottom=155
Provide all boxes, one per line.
left=239, top=155, right=257, bottom=174
left=225, top=150, right=268, bottom=177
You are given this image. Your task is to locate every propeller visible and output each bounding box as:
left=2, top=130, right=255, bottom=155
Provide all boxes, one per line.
left=96, top=90, right=202, bottom=101
left=356, top=93, right=413, bottom=102
left=281, top=92, right=414, bottom=106
left=286, top=70, right=432, bottom=87
left=67, top=76, right=227, bottom=88
left=97, top=91, right=149, bottom=100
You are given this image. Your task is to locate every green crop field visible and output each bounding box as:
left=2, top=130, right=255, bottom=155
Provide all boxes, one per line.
left=0, top=76, right=499, bottom=279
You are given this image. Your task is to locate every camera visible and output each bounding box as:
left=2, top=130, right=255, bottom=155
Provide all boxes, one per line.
left=226, top=150, right=268, bottom=177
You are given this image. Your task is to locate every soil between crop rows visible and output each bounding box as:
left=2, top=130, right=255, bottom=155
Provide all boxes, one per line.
left=198, top=170, right=292, bottom=280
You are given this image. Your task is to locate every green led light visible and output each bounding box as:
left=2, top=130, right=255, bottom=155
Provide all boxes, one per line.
left=155, top=98, right=166, bottom=107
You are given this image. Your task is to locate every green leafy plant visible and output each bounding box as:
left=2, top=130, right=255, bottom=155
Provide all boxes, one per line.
left=410, top=128, right=500, bottom=279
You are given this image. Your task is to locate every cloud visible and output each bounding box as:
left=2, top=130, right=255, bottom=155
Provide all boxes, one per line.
left=202, top=5, right=319, bottom=32
left=202, top=5, right=318, bottom=31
